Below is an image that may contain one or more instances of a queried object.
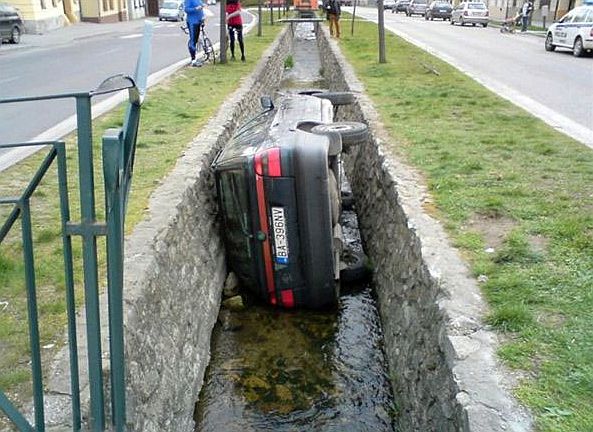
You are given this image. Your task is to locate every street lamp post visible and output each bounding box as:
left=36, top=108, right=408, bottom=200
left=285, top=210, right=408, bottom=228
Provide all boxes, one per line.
left=378, top=0, right=386, bottom=63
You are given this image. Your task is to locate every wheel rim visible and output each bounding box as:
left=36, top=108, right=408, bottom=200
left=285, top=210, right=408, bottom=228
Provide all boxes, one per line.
left=12, top=27, right=20, bottom=43
left=546, top=34, right=553, bottom=50
left=574, top=39, right=583, bottom=56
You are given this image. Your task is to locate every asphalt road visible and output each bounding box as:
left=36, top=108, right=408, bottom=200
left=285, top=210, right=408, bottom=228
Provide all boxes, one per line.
left=0, top=9, right=255, bottom=167
left=346, top=7, right=593, bottom=147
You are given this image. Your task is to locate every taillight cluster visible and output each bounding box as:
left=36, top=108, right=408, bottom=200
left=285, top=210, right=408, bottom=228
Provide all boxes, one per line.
left=254, top=148, right=282, bottom=177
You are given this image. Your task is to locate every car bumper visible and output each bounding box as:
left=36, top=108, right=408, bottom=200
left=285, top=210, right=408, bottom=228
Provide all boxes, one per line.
left=460, top=16, right=488, bottom=24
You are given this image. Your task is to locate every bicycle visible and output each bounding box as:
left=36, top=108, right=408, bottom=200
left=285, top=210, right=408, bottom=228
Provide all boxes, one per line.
left=181, top=21, right=216, bottom=64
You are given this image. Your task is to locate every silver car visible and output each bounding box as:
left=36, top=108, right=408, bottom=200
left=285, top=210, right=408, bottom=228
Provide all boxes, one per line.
left=406, top=0, right=427, bottom=16
left=158, top=0, right=184, bottom=21
left=450, top=1, right=489, bottom=27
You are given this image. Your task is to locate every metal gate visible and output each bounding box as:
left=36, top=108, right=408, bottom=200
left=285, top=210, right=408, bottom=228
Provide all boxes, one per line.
left=0, top=22, right=153, bottom=432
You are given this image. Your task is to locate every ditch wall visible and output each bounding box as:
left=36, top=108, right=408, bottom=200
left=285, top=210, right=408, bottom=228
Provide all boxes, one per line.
left=315, top=24, right=532, bottom=432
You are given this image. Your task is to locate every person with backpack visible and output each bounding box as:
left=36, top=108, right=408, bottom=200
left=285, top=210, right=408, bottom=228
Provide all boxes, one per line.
left=325, top=0, right=341, bottom=38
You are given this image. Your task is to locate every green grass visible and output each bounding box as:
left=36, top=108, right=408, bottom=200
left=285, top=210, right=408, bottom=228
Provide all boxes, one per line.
left=0, top=18, right=281, bottom=413
left=337, top=19, right=593, bottom=431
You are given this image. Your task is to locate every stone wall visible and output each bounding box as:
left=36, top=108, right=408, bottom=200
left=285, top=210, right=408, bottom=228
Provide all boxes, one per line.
left=122, top=28, right=293, bottom=432
left=315, top=26, right=532, bottom=432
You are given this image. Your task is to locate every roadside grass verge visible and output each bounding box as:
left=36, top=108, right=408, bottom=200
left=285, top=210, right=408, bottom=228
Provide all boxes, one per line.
left=0, top=18, right=281, bottom=414
left=337, top=19, right=593, bottom=432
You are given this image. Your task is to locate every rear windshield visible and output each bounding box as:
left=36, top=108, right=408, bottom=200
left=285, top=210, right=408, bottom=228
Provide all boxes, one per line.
left=468, top=2, right=486, bottom=8
left=161, top=2, right=179, bottom=8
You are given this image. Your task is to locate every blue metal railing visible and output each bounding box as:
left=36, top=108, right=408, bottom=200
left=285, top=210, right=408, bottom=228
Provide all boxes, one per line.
left=0, top=21, right=153, bottom=431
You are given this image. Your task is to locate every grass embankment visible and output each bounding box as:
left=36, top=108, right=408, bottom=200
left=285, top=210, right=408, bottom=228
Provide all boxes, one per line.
left=337, top=19, right=593, bottom=432
left=0, top=18, right=281, bottom=410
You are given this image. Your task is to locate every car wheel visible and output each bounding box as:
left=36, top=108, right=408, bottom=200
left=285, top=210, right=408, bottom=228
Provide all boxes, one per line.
left=450, top=17, right=454, bottom=24
left=340, top=247, right=370, bottom=284
left=482, top=22, right=488, bottom=27
left=425, top=13, right=429, bottom=19
left=545, top=33, right=556, bottom=51
left=573, top=37, right=584, bottom=57
left=312, top=91, right=355, bottom=106
left=472, top=22, right=476, bottom=26
left=312, top=122, right=368, bottom=148
left=10, top=26, right=21, bottom=44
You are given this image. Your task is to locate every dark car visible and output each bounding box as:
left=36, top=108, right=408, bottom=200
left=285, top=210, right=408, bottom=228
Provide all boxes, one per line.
left=393, top=0, right=410, bottom=13
left=406, top=0, right=427, bottom=16
left=0, top=2, right=23, bottom=45
left=212, top=92, right=368, bottom=309
left=425, top=0, right=452, bottom=20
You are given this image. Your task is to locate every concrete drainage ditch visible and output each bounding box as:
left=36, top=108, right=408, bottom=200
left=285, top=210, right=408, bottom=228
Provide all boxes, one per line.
left=43, top=17, right=532, bottom=432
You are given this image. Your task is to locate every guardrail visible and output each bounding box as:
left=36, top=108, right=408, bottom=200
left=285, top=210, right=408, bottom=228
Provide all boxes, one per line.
left=0, top=21, right=153, bottom=432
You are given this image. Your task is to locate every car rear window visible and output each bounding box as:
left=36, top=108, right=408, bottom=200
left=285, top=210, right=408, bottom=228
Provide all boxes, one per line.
left=162, top=1, right=179, bottom=8
left=468, top=2, right=486, bottom=8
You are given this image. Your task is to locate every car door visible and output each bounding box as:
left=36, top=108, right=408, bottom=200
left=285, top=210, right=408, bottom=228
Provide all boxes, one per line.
left=566, top=8, right=588, bottom=48
left=0, top=4, right=9, bottom=39
left=554, top=11, right=575, bottom=47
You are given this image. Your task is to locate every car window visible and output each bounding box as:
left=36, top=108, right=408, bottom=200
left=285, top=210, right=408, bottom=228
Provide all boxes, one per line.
left=218, top=170, right=257, bottom=283
left=468, top=3, right=485, bottom=9
left=559, top=11, right=575, bottom=23
left=572, top=8, right=588, bottom=23
left=585, top=10, right=593, bottom=23
left=162, top=1, right=179, bottom=8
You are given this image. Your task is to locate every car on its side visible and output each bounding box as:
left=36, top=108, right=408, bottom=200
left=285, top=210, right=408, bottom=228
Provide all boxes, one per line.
left=545, top=3, right=593, bottom=57
left=158, top=0, right=184, bottom=21
left=213, top=92, right=368, bottom=309
left=450, top=1, right=489, bottom=27
left=425, top=0, right=452, bottom=20
left=393, top=0, right=410, bottom=12
left=406, top=0, right=427, bottom=16
left=0, top=2, right=23, bottom=45
left=384, top=0, right=397, bottom=10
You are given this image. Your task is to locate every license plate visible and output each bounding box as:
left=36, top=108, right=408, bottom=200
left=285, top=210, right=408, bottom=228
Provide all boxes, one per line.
left=271, top=207, right=289, bottom=264
left=439, top=9, right=446, bottom=12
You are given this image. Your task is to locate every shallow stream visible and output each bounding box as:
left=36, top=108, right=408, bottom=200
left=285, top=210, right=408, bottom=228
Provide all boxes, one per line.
left=194, top=22, right=397, bottom=431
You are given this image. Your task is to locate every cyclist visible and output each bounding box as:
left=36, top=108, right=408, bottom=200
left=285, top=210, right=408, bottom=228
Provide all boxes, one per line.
left=226, top=0, right=245, bottom=62
left=185, top=0, right=205, bottom=66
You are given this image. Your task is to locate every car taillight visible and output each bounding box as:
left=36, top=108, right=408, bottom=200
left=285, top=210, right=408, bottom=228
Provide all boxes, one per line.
left=254, top=147, right=282, bottom=177
left=590, top=28, right=593, bottom=37
left=485, top=10, right=489, bottom=16
left=463, top=10, right=468, bottom=15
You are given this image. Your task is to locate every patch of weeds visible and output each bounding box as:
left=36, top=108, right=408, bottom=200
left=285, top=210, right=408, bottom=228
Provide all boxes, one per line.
left=487, top=303, right=533, bottom=332
left=494, top=231, right=541, bottom=264
left=284, top=55, right=294, bottom=69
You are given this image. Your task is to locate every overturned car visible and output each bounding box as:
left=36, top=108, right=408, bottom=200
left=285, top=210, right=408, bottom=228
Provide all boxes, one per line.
left=212, top=92, right=368, bottom=309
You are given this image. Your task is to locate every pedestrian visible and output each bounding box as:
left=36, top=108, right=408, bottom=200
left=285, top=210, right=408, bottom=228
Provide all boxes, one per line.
left=185, top=0, right=205, bottom=66
left=325, top=0, right=341, bottom=38
left=226, top=0, right=246, bottom=62
left=520, top=0, right=533, bottom=32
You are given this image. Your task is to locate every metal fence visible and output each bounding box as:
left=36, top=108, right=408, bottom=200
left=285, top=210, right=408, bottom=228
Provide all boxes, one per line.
left=0, top=21, right=153, bottom=432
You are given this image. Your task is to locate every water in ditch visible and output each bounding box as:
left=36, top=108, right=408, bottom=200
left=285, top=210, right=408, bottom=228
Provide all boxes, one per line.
left=194, top=23, right=397, bottom=431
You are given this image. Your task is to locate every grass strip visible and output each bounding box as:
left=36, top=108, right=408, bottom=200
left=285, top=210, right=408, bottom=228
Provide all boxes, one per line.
left=336, top=18, right=593, bottom=432
left=0, top=17, right=281, bottom=409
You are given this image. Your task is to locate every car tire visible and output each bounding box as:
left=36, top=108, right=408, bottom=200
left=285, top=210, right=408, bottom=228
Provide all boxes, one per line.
left=312, top=91, right=355, bottom=106
left=425, top=13, right=429, bottom=19
left=340, top=247, right=370, bottom=284
left=450, top=17, right=454, bottom=24
left=545, top=33, right=556, bottom=51
left=312, top=122, right=368, bottom=148
left=573, top=37, right=584, bottom=57
left=10, top=26, right=21, bottom=44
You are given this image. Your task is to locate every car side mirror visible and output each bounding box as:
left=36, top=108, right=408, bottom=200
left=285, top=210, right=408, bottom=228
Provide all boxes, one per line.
left=260, top=96, right=274, bottom=112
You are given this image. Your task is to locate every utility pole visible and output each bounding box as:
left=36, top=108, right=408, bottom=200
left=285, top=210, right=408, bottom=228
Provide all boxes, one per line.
left=378, top=0, right=386, bottom=63
left=351, top=0, right=358, bottom=35
left=258, top=0, right=263, bottom=36
left=219, top=0, right=227, bottom=63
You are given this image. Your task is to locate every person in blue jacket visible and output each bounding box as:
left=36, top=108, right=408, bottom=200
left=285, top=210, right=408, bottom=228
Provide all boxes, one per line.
left=184, top=0, right=205, bottom=66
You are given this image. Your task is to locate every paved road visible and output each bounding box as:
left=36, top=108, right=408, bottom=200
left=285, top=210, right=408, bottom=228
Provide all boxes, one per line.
left=0, top=10, right=255, bottom=169
left=346, top=7, right=593, bottom=147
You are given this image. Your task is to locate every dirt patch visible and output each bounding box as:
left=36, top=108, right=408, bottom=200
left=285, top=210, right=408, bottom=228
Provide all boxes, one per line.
left=467, top=213, right=518, bottom=250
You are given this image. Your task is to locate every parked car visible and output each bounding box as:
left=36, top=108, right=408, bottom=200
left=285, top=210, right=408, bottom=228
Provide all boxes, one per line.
left=213, top=92, right=368, bottom=309
left=450, top=1, right=488, bottom=27
left=384, top=0, right=397, bottom=10
left=158, top=0, right=184, bottom=21
left=545, top=3, right=593, bottom=57
left=425, top=0, right=452, bottom=20
left=406, top=0, right=427, bottom=16
left=0, top=2, right=23, bottom=44
left=393, top=0, right=410, bottom=12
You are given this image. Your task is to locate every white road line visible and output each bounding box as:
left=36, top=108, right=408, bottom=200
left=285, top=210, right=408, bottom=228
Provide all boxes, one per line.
left=120, top=33, right=143, bottom=39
